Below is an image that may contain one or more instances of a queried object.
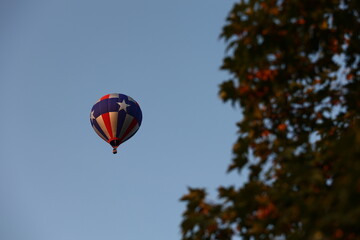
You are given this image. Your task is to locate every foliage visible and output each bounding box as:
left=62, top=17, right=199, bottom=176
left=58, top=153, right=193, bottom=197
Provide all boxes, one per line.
left=180, top=0, right=360, bottom=239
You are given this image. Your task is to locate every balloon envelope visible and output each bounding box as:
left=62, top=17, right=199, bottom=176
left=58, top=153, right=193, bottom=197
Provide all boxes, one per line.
left=90, top=93, right=142, bottom=153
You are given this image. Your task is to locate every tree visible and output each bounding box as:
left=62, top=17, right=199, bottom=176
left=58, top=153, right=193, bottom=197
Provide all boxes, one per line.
left=180, top=0, right=360, bottom=239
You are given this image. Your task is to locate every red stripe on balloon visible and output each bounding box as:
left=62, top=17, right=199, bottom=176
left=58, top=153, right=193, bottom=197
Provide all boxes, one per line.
left=101, top=112, right=114, bottom=139
left=119, top=118, right=138, bottom=143
left=100, top=94, right=110, bottom=100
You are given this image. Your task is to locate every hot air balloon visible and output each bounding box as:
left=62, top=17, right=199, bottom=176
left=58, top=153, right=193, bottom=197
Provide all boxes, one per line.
left=90, top=93, right=142, bottom=154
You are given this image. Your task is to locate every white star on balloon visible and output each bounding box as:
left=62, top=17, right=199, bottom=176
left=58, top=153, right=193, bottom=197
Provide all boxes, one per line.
left=117, top=100, right=130, bottom=112
left=90, top=110, right=95, bottom=122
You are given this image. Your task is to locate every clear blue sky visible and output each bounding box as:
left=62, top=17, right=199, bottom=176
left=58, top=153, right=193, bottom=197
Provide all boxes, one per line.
left=0, top=1, right=246, bottom=239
